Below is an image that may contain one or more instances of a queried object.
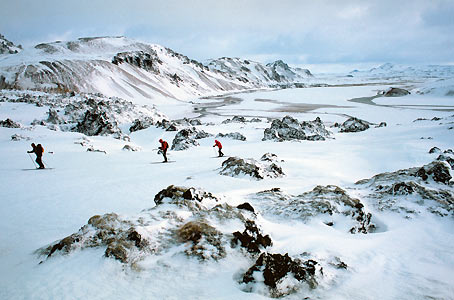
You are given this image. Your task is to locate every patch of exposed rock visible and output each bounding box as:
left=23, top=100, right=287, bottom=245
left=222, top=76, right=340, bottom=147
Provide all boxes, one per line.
left=0, top=118, right=21, bottom=128
left=241, top=253, right=321, bottom=298
left=154, top=185, right=219, bottom=210
left=339, top=117, right=371, bottom=133
left=219, top=156, right=285, bottom=180
left=356, top=160, right=453, bottom=216
left=171, top=127, right=213, bottom=150
left=216, top=132, right=246, bottom=141
left=251, top=186, right=375, bottom=234
left=263, top=116, right=331, bottom=142
left=232, top=220, right=272, bottom=254
left=383, top=87, right=411, bottom=97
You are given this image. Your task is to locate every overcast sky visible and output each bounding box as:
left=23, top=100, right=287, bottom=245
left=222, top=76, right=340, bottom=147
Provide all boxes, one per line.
left=1, top=0, right=453, bottom=67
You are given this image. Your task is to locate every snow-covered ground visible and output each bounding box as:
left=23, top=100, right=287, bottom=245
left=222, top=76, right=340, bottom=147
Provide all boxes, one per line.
left=1, top=75, right=454, bottom=299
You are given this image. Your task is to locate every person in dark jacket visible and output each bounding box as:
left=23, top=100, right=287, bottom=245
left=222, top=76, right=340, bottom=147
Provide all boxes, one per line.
left=158, top=139, right=169, bottom=162
left=28, top=143, right=45, bottom=169
left=213, top=139, right=224, bottom=157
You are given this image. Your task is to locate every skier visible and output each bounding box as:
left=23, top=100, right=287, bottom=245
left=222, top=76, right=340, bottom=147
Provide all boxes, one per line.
left=27, top=143, right=45, bottom=169
left=213, top=139, right=224, bottom=157
left=158, top=139, right=169, bottom=162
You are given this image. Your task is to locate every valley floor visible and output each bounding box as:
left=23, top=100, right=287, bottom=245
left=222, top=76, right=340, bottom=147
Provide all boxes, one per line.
left=1, top=83, right=453, bottom=299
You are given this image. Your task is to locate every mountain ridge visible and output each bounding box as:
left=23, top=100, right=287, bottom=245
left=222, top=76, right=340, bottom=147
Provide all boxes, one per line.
left=0, top=35, right=313, bottom=101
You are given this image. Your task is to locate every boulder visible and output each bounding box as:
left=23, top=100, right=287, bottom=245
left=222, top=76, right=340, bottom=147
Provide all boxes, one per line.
left=383, top=87, right=410, bottom=97
left=339, top=117, right=371, bottom=133
left=219, top=157, right=285, bottom=180
left=74, top=108, right=119, bottom=136
left=171, top=127, right=213, bottom=151
left=0, top=118, right=21, bottom=128
left=263, top=116, right=331, bottom=141
left=241, top=253, right=319, bottom=297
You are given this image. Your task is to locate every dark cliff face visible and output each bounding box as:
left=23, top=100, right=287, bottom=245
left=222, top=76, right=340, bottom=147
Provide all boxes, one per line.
left=112, top=50, right=162, bottom=74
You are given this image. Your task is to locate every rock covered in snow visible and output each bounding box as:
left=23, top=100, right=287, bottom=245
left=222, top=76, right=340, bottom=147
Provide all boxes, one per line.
left=122, top=144, right=141, bottom=152
left=37, top=186, right=252, bottom=265
left=263, top=116, right=331, bottom=142
left=252, top=186, right=375, bottom=234
left=11, top=134, right=31, bottom=141
left=339, top=117, right=371, bottom=133
left=0, top=118, right=21, bottom=128
left=153, top=185, right=219, bottom=209
left=216, top=132, right=246, bottom=141
left=177, top=221, right=225, bottom=260
left=219, top=156, right=285, bottom=180
left=241, top=253, right=320, bottom=297
left=75, top=106, right=120, bottom=136
left=356, top=160, right=454, bottom=216
left=171, top=127, right=213, bottom=150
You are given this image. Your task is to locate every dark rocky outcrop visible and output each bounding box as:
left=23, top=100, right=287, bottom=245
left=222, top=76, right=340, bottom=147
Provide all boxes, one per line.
left=74, top=108, right=119, bottom=136
left=112, top=50, right=162, bottom=74
left=237, top=202, right=255, bottom=213
left=429, top=147, right=441, bottom=154
left=339, top=117, right=371, bottom=133
left=383, top=87, right=411, bottom=97
left=171, top=127, right=213, bottom=150
left=263, top=116, right=331, bottom=142
left=0, top=118, right=21, bottom=128
left=241, top=253, right=319, bottom=297
left=232, top=220, right=272, bottom=254
left=154, top=185, right=219, bottom=208
left=129, top=117, right=155, bottom=133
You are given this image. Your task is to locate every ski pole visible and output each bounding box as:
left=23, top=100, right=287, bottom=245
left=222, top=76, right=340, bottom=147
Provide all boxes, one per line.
left=28, top=153, right=38, bottom=169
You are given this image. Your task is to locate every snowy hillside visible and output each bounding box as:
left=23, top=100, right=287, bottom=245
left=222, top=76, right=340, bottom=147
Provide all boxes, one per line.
left=0, top=36, right=316, bottom=102
left=207, top=57, right=312, bottom=87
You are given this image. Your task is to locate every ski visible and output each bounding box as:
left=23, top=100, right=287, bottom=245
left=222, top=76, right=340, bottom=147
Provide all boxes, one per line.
left=22, top=168, right=55, bottom=171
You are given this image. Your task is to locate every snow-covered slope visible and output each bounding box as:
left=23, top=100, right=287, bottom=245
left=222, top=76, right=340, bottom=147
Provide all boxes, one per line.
left=0, top=36, right=314, bottom=102
left=207, top=57, right=312, bottom=87
left=0, top=36, right=259, bottom=100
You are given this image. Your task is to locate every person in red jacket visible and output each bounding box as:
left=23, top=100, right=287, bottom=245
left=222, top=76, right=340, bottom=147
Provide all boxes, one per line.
left=27, top=143, right=45, bottom=169
left=158, top=139, right=169, bottom=162
left=213, top=139, right=224, bottom=157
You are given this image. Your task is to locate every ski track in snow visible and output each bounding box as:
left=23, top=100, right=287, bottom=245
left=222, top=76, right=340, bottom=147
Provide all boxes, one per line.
left=1, top=73, right=454, bottom=299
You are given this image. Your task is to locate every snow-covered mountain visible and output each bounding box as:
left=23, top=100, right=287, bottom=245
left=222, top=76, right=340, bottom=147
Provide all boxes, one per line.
left=0, top=36, right=312, bottom=101
left=207, top=57, right=312, bottom=87
left=351, top=62, right=454, bottom=79
left=0, top=34, right=22, bottom=55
